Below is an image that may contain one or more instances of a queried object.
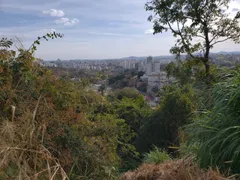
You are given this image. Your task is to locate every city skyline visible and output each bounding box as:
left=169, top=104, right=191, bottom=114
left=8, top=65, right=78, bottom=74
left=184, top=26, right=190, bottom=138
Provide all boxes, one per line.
left=0, top=0, right=240, bottom=60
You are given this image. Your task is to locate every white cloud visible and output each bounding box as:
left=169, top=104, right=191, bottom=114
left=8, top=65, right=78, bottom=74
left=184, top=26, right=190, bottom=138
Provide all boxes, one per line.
left=232, top=8, right=239, bottom=12
left=145, top=29, right=154, bottom=34
left=35, top=29, right=56, bottom=35
left=55, top=18, right=79, bottom=26
left=64, top=18, right=79, bottom=26
left=2, top=0, right=240, bottom=60
left=42, top=9, right=65, bottom=17
left=228, top=1, right=240, bottom=18
left=55, top=17, right=69, bottom=24
left=43, top=29, right=56, bottom=33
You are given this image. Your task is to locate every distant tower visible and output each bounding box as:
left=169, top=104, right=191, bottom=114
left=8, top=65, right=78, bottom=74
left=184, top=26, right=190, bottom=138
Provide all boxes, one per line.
left=146, top=56, right=153, bottom=75
left=147, top=56, right=153, bottom=63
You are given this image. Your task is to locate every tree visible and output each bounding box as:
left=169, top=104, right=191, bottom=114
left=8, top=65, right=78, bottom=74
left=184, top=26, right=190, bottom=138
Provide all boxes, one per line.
left=137, top=71, right=145, bottom=79
left=98, top=84, right=106, bottom=95
left=165, top=59, right=206, bottom=85
left=136, top=84, right=196, bottom=153
left=109, top=88, right=140, bottom=101
left=146, top=0, right=240, bottom=80
left=151, top=86, right=159, bottom=94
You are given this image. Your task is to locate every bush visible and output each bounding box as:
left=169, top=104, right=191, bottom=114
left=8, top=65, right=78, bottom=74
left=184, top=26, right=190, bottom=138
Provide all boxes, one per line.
left=109, top=88, right=140, bottom=101
left=186, top=67, right=240, bottom=174
left=136, top=84, right=196, bottom=153
left=107, top=88, right=151, bottom=173
left=0, top=38, right=135, bottom=179
left=143, top=147, right=171, bottom=164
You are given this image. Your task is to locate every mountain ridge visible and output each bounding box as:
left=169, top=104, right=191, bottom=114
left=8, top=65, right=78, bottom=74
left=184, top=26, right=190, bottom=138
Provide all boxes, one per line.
left=46, top=51, right=240, bottom=61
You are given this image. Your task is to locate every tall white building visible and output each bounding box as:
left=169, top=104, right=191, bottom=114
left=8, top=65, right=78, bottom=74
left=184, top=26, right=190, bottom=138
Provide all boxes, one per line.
left=154, top=62, right=161, bottom=73
left=139, top=56, right=168, bottom=93
left=119, top=60, right=137, bottom=69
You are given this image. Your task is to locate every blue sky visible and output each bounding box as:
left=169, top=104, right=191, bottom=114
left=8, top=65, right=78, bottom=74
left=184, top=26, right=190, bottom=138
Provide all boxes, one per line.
left=0, top=0, right=240, bottom=60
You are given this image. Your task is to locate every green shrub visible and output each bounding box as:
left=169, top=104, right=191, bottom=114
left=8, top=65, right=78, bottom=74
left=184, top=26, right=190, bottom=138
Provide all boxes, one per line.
left=179, top=142, right=199, bottom=158
left=143, top=147, right=171, bottom=164
left=0, top=37, right=135, bottom=179
left=186, top=67, right=240, bottom=174
left=136, top=84, right=196, bottom=153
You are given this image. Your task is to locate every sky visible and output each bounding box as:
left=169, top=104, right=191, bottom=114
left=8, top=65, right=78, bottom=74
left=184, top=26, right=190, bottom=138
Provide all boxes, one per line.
left=0, top=0, right=240, bottom=60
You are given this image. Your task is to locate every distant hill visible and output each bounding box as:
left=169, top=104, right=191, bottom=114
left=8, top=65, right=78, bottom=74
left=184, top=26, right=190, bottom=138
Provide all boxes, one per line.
left=46, top=51, right=240, bottom=61
left=120, top=52, right=240, bottom=60
left=215, top=51, right=240, bottom=55
left=119, top=55, right=175, bottom=61
left=47, top=56, right=175, bottom=61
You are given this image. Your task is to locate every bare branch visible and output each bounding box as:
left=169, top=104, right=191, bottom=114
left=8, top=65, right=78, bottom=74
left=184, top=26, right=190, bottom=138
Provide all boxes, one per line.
left=211, top=37, right=232, bottom=46
left=196, top=34, right=206, bottom=39
left=210, top=34, right=219, bottom=44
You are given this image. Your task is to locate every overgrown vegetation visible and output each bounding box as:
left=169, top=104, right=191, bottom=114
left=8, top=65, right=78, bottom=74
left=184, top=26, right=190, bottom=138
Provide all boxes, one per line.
left=186, top=68, right=240, bottom=174
left=1, top=0, right=240, bottom=178
left=0, top=35, right=135, bottom=179
left=135, top=83, right=196, bottom=154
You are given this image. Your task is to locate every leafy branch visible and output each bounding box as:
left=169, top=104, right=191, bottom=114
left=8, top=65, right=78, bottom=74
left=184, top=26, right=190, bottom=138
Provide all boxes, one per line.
left=0, top=38, right=13, bottom=48
left=29, top=32, right=64, bottom=53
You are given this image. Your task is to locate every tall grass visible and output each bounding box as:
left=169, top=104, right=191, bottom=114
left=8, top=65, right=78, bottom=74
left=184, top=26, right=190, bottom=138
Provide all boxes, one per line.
left=186, top=67, right=240, bottom=174
left=0, top=104, right=68, bottom=179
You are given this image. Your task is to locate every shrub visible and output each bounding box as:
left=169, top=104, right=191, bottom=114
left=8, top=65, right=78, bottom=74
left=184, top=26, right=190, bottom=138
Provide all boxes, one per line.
left=136, top=84, right=196, bottom=153
left=0, top=37, right=135, bottom=179
left=186, top=67, right=240, bottom=174
left=109, top=88, right=140, bottom=101
left=143, top=146, right=171, bottom=164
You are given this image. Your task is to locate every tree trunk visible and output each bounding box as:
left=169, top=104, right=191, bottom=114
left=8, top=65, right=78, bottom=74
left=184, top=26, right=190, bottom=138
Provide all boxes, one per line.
left=204, top=47, right=211, bottom=81
left=203, top=18, right=211, bottom=81
left=204, top=46, right=211, bottom=81
left=205, top=61, right=210, bottom=80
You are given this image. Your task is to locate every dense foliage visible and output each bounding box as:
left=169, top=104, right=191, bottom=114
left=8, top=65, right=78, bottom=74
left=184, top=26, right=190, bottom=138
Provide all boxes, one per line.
left=0, top=37, right=135, bottom=179
left=1, top=0, right=240, bottom=176
left=136, top=83, right=196, bottom=154
left=108, top=69, right=138, bottom=89
left=186, top=67, right=240, bottom=174
left=107, top=88, right=152, bottom=171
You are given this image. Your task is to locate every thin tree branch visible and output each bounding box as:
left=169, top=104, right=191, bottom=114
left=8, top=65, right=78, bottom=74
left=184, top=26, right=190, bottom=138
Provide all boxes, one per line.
left=211, top=37, right=232, bottom=46
left=210, top=34, right=219, bottom=43
left=168, top=21, right=195, bottom=59
left=196, top=34, right=206, bottom=39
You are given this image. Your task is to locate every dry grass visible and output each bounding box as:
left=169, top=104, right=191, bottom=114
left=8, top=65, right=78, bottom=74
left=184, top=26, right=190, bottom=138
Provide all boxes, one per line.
left=0, top=102, right=69, bottom=180
left=120, top=158, right=236, bottom=180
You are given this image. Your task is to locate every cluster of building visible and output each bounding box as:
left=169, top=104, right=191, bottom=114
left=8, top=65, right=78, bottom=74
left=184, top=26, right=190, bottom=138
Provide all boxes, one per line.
left=39, top=53, right=240, bottom=107
left=139, top=57, right=170, bottom=93
left=119, top=56, right=174, bottom=93
left=118, top=56, right=175, bottom=107
left=41, top=59, right=110, bottom=71
left=119, top=59, right=138, bottom=69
